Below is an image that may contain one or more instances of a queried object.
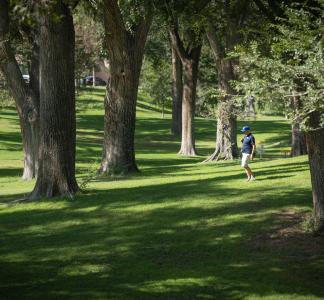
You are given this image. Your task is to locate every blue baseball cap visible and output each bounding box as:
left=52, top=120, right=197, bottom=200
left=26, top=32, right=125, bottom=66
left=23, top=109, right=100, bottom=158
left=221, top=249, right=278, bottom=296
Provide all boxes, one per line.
left=241, top=125, right=250, bottom=133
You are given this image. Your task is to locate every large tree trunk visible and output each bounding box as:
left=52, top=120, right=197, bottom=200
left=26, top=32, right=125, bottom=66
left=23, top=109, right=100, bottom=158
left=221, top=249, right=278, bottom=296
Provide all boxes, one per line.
left=100, top=55, right=140, bottom=174
left=306, top=111, right=324, bottom=232
left=290, top=91, right=307, bottom=157
left=207, top=100, right=238, bottom=161
left=204, top=0, right=250, bottom=162
left=178, top=47, right=201, bottom=156
left=29, top=1, right=78, bottom=199
left=100, top=0, right=152, bottom=175
left=171, top=42, right=182, bottom=136
left=205, top=55, right=239, bottom=161
left=206, top=29, right=239, bottom=162
left=0, top=0, right=39, bottom=180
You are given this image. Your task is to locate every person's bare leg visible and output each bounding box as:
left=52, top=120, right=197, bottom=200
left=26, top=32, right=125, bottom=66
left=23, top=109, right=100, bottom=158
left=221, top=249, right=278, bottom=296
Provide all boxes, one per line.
left=245, top=166, right=254, bottom=178
left=244, top=167, right=250, bottom=178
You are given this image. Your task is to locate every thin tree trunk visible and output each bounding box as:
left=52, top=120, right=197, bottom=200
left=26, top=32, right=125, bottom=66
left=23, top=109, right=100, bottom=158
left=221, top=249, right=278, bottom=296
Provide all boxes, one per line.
left=291, top=121, right=307, bottom=157
left=178, top=48, right=201, bottom=156
left=92, top=66, right=96, bottom=87
left=290, top=91, right=307, bottom=157
left=75, top=79, right=79, bottom=95
left=162, top=99, right=165, bottom=119
left=100, top=0, right=152, bottom=175
left=0, top=0, right=39, bottom=180
left=171, top=42, right=182, bottom=136
left=306, top=111, right=324, bottom=232
left=243, top=95, right=256, bottom=120
left=169, top=25, right=201, bottom=156
left=21, top=111, right=39, bottom=180
left=29, top=1, right=78, bottom=199
left=24, top=34, right=40, bottom=179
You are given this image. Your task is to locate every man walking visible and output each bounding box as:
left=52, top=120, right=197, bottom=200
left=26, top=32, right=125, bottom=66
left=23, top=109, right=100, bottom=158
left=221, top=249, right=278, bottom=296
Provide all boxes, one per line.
left=240, top=126, right=256, bottom=181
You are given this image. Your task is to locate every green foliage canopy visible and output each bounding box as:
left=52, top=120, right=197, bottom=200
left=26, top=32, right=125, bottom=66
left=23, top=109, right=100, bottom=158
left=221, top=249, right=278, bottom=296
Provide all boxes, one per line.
left=233, top=5, right=324, bottom=128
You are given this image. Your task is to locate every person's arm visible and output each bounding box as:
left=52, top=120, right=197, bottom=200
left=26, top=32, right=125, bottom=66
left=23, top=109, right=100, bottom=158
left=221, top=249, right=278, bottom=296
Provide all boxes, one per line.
left=250, top=144, right=256, bottom=160
left=250, top=136, right=256, bottom=159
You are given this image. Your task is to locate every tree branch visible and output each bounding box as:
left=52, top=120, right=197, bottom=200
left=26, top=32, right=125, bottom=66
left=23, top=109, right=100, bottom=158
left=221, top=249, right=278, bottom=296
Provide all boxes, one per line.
left=192, top=0, right=211, bottom=13
left=135, top=13, right=153, bottom=51
left=63, top=0, right=80, bottom=10
left=253, top=0, right=276, bottom=22
left=102, top=0, right=127, bottom=55
left=206, top=24, right=224, bottom=65
left=235, top=0, right=250, bottom=27
left=102, top=0, right=126, bottom=34
left=0, top=0, right=9, bottom=37
left=169, top=20, right=189, bottom=63
left=0, top=0, right=28, bottom=108
left=133, top=13, right=153, bottom=70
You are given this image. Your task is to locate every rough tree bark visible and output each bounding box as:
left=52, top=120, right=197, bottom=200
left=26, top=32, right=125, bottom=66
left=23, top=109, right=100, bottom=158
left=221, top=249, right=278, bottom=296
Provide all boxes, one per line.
left=0, top=0, right=39, bottom=180
left=29, top=0, right=78, bottom=199
left=99, top=0, right=152, bottom=175
left=290, top=92, right=307, bottom=156
left=179, top=49, right=201, bottom=156
left=170, top=26, right=201, bottom=156
left=205, top=28, right=239, bottom=161
left=306, top=111, right=324, bottom=232
left=204, top=0, right=249, bottom=161
left=171, top=41, right=183, bottom=136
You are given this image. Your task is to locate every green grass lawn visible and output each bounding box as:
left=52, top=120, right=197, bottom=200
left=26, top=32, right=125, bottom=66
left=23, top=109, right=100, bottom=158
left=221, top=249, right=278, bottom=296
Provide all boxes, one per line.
left=0, top=87, right=323, bottom=300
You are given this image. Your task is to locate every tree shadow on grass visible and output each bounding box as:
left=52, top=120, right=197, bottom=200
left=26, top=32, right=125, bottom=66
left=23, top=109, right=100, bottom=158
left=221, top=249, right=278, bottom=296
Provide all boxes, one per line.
left=74, top=114, right=291, bottom=160
left=237, top=120, right=290, bottom=135
left=0, top=167, right=22, bottom=178
left=121, top=158, right=308, bottom=181
left=0, top=176, right=322, bottom=299
left=0, top=132, right=22, bottom=146
left=137, top=101, right=171, bottom=114
left=73, top=158, right=310, bottom=191
left=0, top=109, right=317, bottom=299
left=77, top=87, right=106, bottom=97
left=0, top=107, right=17, bottom=116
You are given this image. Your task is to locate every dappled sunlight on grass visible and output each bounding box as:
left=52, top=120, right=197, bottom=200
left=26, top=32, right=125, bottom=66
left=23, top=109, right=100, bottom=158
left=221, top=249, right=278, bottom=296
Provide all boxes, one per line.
left=0, top=88, right=323, bottom=299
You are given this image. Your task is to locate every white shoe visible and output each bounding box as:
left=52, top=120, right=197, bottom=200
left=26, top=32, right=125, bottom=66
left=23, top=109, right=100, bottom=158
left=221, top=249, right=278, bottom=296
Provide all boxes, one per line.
left=250, top=176, right=256, bottom=181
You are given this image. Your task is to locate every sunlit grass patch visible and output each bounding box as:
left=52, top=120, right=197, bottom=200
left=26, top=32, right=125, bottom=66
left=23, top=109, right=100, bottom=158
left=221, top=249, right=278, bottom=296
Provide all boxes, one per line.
left=0, top=88, right=323, bottom=299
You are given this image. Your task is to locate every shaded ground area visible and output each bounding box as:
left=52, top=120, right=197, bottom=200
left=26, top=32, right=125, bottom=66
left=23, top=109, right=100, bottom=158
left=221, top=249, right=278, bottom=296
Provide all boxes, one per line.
left=0, top=174, right=323, bottom=300
left=0, top=88, right=323, bottom=300
left=251, top=210, right=324, bottom=260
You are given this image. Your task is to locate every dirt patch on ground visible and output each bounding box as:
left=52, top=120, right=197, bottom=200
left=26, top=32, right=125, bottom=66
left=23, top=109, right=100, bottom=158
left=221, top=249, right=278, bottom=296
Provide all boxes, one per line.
left=250, top=209, right=324, bottom=260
